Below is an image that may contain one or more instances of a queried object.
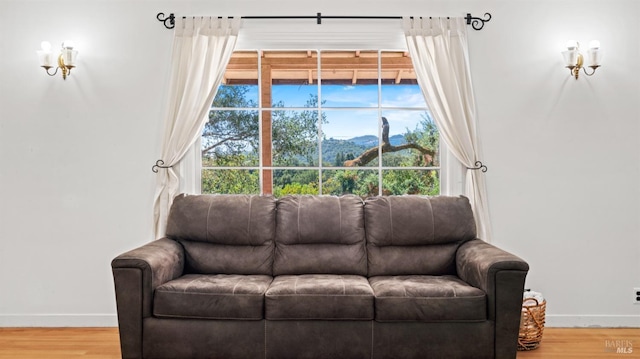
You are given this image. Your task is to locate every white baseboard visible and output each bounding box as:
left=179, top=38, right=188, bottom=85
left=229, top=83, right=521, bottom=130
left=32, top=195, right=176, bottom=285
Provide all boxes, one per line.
left=0, top=314, right=118, bottom=327
left=546, top=315, right=640, bottom=328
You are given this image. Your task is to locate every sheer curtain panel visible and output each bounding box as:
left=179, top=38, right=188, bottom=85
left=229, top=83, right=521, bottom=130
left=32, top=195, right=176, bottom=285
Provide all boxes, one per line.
left=153, top=16, right=241, bottom=238
left=403, top=17, right=492, bottom=241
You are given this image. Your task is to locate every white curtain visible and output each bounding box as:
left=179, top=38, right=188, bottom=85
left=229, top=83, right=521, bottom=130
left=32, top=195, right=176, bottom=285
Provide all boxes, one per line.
left=403, top=16, right=492, bottom=241
left=153, top=16, right=241, bottom=238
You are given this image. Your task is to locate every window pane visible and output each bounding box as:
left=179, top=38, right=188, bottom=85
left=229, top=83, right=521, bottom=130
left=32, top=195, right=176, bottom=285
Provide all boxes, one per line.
left=381, top=84, right=426, bottom=108
left=202, top=169, right=260, bottom=194
left=215, top=51, right=259, bottom=107
left=273, top=170, right=319, bottom=197
left=322, top=110, right=380, bottom=167
left=202, top=110, right=259, bottom=167
left=271, top=110, right=319, bottom=167
left=380, top=52, right=425, bottom=108
left=271, top=50, right=319, bottom=108
left=380, top=110, right=439, bottom=167
left=213, top=85, right=259, bottom=108
left=322, top=169, right=379, bottom=197
left=321, top=51, right=378, bottom=107
left=382, top=169, right=440, bottom=196
left=272, top=85, right=319, bottom=108
left=321, top=84, right=378, bottom=108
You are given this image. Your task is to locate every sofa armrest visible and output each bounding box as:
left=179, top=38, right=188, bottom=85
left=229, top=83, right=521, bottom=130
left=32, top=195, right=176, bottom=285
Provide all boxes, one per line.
left=456, top=239, right=529, bottom=300
left=111, top=238, right=184, bottom=359
left=456, top=239, right=529, bottom=359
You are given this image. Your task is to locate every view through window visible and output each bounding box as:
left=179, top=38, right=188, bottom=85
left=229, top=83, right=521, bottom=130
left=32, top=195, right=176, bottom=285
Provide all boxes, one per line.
left=201, top=50, right=440, bottom=197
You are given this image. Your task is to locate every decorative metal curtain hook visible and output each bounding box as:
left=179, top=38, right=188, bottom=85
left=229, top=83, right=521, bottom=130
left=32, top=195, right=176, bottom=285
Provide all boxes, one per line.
left=152, top=160, right=172, bottom=173
left=467, top=161, right=488, bottom=173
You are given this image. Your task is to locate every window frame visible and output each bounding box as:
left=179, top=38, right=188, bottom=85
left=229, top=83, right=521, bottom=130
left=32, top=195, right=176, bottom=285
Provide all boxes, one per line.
left=193, top=48, right=460, bottom=197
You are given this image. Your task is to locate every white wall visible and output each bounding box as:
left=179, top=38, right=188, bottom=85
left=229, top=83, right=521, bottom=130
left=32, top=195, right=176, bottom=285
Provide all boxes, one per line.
left=472, top=1, right=640, bottom=327
left=0, top=0, right=638, bottom=327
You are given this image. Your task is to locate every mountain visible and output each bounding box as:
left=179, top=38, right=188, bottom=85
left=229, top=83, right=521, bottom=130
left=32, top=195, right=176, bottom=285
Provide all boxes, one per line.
left=319, top=134, right=408, bottom=164
left=320, top=138, right=367, bottom=164
left=347, top=134, right=406, bottom=147
left=389, top=135, right=406, bottom=146
left=348, top=135, right=378, bottom=148
left=290, top=134, right=411, bottom=165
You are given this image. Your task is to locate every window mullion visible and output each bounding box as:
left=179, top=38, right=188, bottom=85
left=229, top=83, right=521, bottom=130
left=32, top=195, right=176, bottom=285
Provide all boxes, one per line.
left=377, top=50, right=383, bottom=196
left=317, top=50, right=323, bottom=195
left=257, top=50, right=264, bottom=194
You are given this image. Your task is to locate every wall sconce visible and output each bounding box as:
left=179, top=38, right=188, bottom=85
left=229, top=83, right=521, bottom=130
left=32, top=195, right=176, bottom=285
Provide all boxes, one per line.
left=37, top=41, right=78, bottom=80
left=561, top=40, right=601, bottom=79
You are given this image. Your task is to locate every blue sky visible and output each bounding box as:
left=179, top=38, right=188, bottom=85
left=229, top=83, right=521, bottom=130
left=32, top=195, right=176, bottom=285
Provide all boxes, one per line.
left=229, top=84, right=430, bottom=140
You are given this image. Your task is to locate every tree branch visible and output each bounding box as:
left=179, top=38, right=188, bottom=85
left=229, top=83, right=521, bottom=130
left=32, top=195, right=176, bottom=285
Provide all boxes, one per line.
left=344, top=117, right=435, bottom=167
left=201, top=132, right=253, bottom=155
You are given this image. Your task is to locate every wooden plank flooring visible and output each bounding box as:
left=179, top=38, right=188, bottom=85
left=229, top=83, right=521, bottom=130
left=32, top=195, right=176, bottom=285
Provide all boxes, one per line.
left=0, top=328, right=121, bottom=359
left=517, top=328, right=640, bottom=358
left=0, top=327, right=638, bottom=358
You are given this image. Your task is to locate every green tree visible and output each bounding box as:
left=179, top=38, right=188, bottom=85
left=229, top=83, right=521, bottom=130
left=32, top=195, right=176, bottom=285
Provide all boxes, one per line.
left=404, top=113, right=439, bottom=167
left=344, top=117, right=435, bottom=167
left=339, top=113, right=440, bottom=196
left=202, top=85, right=441, bottom=197
left=202, top=86, right=323, bottom=165
left=202, top=169, right=260, bottom=194
left=202, top=86, right=324, bottom=194
left=272, top=95, right=325, bottom=166
left=380, top=114, right=440, bottom=195
left=383, top=170, right=439, bottom=196
left=274, top=182, right=319, bottom=197
left=202, top=86, right=259, bottom=164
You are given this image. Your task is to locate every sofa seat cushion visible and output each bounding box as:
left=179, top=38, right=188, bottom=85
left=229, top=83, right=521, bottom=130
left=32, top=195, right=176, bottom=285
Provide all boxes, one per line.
left=265, top=274, right=374, bottom=320
left=154, top=274, right=272, bottom=320
left=369, top=275, right=486, bottom=322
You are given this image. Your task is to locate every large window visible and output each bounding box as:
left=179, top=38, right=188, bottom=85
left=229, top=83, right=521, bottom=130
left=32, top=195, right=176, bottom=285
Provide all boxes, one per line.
left=200, top=50, right=440, bottom=197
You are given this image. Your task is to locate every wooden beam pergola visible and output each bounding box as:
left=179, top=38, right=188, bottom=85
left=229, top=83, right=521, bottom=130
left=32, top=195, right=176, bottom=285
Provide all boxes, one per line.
left=223, top=51, right=417, bottom=85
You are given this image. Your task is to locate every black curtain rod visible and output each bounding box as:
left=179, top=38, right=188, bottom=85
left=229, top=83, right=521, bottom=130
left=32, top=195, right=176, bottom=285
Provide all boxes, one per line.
left=156, top=12, right=491, bottom=31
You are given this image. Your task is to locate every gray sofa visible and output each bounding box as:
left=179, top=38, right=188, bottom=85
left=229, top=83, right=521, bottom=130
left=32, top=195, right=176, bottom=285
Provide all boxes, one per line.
left=112, top=194, right=528, bottom=359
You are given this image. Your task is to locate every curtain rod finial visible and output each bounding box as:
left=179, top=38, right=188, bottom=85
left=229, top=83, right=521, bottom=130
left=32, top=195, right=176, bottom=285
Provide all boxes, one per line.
left=465, top=13, right=491, bottom=30
left=157, top=12, right=175, bottom=29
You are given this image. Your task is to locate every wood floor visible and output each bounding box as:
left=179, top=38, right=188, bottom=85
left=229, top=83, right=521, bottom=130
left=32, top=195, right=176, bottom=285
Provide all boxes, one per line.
left=517, top=328, right=639, bottom=358
left=0, top=327, right=638, bottom=358
left=0, top=328, right=120, bottom=359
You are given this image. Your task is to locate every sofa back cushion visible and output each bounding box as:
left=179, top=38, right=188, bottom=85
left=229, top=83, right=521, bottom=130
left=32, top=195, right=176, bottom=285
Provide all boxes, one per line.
left=365, top=195, right=476, bottom=276
left=166, top=194, right=276, bottom=275
left=273, top=195, right=367, bottom=276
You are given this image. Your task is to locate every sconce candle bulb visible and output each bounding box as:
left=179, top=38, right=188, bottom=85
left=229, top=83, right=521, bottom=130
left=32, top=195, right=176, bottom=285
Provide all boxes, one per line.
left=36, top=40, right=78, bottom=80
left=587, top=40, right=602, bottom=67
left=37, top=41, right=54, bottom=68
left=40, top=41, right=52, bottom=52
left=562, top=40, right=602, bottom=79
left=566, top=40, right=578, bottom=51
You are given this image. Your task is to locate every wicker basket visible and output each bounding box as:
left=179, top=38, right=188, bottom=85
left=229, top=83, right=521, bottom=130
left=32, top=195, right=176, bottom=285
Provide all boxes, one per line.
left=517, top=297, right=546, bottom=351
